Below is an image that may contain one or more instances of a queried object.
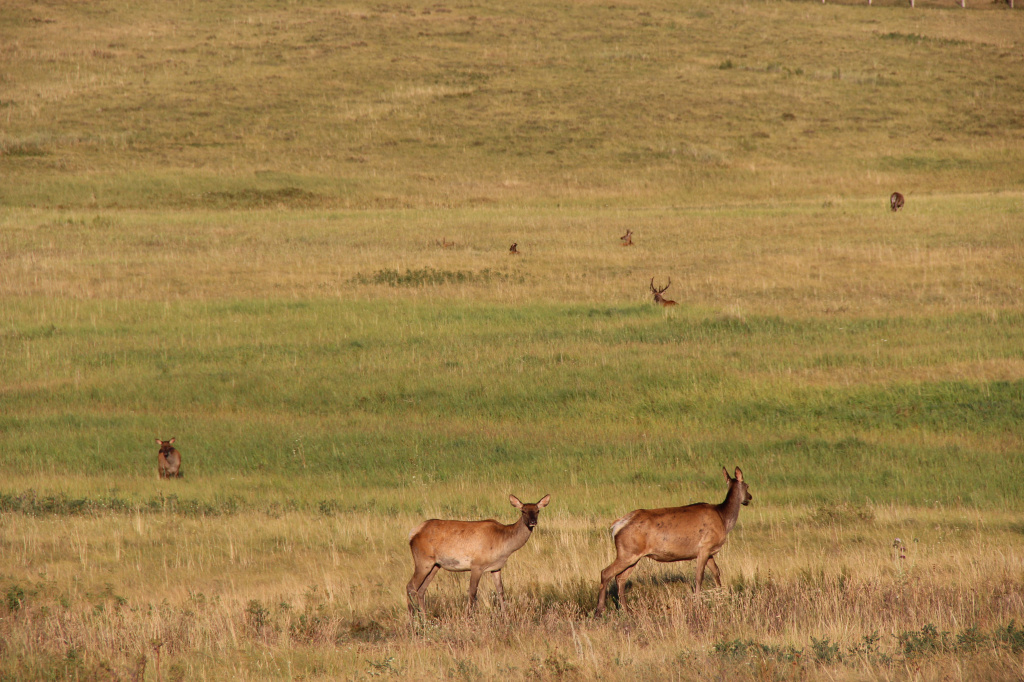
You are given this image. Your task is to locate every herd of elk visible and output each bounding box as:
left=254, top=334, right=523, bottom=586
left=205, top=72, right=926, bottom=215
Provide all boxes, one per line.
left=407, top=494, right=550, bottom=616
left=650, top=278, right=677, bottom=307
left=156, top=438, right=183, bottom=479
left=595, top=467, right=752, bottom=616
left=890, top=191, right=905, bottom=212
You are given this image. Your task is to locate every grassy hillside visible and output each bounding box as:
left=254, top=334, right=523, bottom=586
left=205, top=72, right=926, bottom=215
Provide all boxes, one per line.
left=1, top=0, right=1023, bottom=680
left=2, top=0, right=1022, bottom=208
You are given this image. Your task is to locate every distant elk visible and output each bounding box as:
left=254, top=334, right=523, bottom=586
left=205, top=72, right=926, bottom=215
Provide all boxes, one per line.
left=156, top=438, right=183, bottom=479
left=406, top=494, right=551, bottom=616
left=620, top=229, right=634, bottom=247
left=509, top=242, right=520, bottom=255
left=650, top=278, right=677, bottom=307
left=436, top=238, right=456, bottom=249
left=594, top=468, right=751, bottom=616
left=890, top=192, right=905, bottom=212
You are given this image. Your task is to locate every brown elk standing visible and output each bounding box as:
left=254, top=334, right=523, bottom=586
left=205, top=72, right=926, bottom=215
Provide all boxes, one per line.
left=594, top=467, right=751, bottom=616
left=890, top=192, right=905, bottom=212
left=156, top=438, right=183, bottom=479
left=650, top=278, right=677, bottom=307
left=509, top=242, right=520, bottom=255
left=407, top=494, right=551, bottom=616
left=620, top=229, right=634, bottom=247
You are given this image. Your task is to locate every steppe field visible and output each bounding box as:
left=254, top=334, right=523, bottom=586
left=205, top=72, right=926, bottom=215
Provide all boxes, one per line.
left=2, top=0, right=1023, bottom=679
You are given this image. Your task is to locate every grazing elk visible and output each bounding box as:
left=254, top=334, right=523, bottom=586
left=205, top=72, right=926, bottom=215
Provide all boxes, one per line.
left=594, top=468, right=751, bottom=617
left=407, top=494, right=551, bottom=616
left=650, top=278, right=677, bottom=307
left=509, top=242, right=520, bottom=255
left=156, top=438, right=183, bottom=479
left=890, top=192, right=905, bottom=212
left=620, top=229, right=634, bottom=247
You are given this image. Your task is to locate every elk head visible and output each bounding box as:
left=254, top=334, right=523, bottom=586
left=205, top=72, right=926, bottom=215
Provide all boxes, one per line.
left=509, top=243, right=519, bottom=255
left=620, top=229, right=634, bottom=246
left=650, top=278, right=677, bottom=307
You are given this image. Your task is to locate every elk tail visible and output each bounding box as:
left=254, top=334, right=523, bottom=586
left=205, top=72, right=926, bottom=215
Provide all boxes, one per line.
left=408, top=521, right=429, bottom=543
left=610, top=511, right=637, bottom=539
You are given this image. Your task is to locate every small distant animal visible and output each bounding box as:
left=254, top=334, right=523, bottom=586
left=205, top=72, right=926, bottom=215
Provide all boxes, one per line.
left=650, top=278, right=677, bottom=307
left=406, top=494, right=551, bottom=616
left=156, top=438, right=183, bottom=479
left=436, top=238, right=456, bottom=249
left=509, top=243, right=519, bottom=255
left=620, top=229, right=634, bottom=247
left=890, top=192, right=905, bottom=212
left=595, top=467, right=752, bottom=616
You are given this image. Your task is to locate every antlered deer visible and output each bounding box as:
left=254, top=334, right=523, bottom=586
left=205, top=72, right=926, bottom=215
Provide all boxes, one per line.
left=509, top=242, right=520, bottom=255
left=620, top=229, right=634, bottom=247
left=594, top=468, right=751, bottom=616
left=156, top=438, right=182, bottom=479
left=890, top=192, right=905, bottom=212
left=650, top=278, right=677, bottom=307
left=407, top=494, right=551, bottom=616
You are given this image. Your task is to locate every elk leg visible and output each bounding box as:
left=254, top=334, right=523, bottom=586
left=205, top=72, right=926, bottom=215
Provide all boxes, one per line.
left=694, top=552, right=713, bottom=595
left=407, top=563, right=440, bottom=615
left=705, top=556, right=722, bottom=588
left=614, top=563, right=639, bottom=613
left=490, top=570, right=505, bottom=611
left=596, top=555, right=640, bottom=616
left=466, top=568, right=484, bottom=615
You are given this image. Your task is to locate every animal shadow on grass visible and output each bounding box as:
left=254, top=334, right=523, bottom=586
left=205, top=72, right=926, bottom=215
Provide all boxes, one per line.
left=608, top=572, right=722, bottom=610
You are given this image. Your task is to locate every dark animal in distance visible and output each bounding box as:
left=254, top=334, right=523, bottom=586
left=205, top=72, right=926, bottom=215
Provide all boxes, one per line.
left=620, top=229, right=634, bottom=246
left=595, top=467, right=751, bottom=616
left=407, top=494, right=551, bottom=616
left=650, top=278, right=677, bottom=307
left=156, top=438, right=183, bottom=479
left=509, top=242, right=519, bottom=255
left=890, top=192, right=905, bottom=212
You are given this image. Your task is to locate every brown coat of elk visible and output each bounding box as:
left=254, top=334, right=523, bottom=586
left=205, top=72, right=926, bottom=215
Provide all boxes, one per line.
left=650, top=278, right=677, bottom=307
left=890, top=192, right=905, bottom=212
left=620, top=229, right=634, bottom=247
left=407, top=494, right=551, bottom=616
left=594, top=468, right=751, bottom=616
left=156, top=438, right=182, bottom=479
left=509, top=242, right=520, bottom=255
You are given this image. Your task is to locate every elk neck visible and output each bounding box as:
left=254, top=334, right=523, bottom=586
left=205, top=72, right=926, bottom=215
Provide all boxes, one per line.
left=715, top=481, right=744, bottom=533
left=499, top=513, right=535, bottom=549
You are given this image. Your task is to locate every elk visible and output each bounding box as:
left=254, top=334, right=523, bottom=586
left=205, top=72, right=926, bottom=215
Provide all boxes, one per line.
left=890, top=192, right=905, bottom=212
left=407, top=494, right=551, bottom=616
left=509, top=242, right=519, bottom=255
left=156, top=438, right=182, bottom=479
left=620, top=229, right=634, bottom=247
left=594, top=467, right=751, bottom=617
left=650, top=278, right=677, bottom=307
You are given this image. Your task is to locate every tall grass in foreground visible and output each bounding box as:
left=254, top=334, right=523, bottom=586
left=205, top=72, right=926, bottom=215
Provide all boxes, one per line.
left=1, top=507, right=1022, bottom=680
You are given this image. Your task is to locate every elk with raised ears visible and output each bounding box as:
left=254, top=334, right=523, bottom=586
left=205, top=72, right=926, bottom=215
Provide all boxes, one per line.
left=890, top=192, right=905, bottom=212
left=650, top=278, right=677, bottom=307
left=594, top=467, right=751, bottom=617
left=620, top=229, right=634, bottom=247
left=407, top=494, right=551, bottom=617
left=509, top=242, right=520, bottom=255
left=155, top=438, right=183, bottom=479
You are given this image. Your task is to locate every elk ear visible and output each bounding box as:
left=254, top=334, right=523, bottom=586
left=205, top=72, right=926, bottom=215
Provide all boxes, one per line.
left=156, top=438, right=163, bottom=445
left=537, top=494, right=551, bottom=508
left=734, top=467, right=743, bottom=482
left=509, top=495, right=523, bottom=509
left=169, top=437, right=176, bottom=444
left=722, top=467, right=731, bottom=482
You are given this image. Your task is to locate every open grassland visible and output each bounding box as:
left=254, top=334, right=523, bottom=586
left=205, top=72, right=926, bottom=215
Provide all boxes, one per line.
left=2, top=0, right=1024, bottom=679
